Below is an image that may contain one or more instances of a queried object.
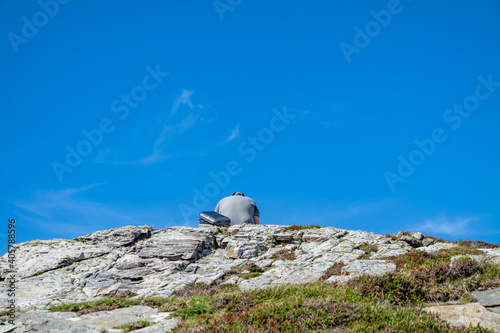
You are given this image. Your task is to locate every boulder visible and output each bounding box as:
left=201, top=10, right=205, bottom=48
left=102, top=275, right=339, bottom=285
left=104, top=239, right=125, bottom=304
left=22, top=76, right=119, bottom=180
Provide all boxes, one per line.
left=423, top=303, right=500, bottom=332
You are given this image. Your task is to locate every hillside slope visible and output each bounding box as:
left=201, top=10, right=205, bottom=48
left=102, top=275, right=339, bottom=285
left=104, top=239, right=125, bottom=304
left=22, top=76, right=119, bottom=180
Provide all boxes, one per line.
left=1, top=224, right=500, bottom=332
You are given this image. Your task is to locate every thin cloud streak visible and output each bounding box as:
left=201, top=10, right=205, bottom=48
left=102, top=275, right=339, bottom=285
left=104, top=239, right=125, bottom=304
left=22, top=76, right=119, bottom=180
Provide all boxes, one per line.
left=10, top=184, right=171, bottom=236
left=169, top=89, right=194, bottom=118
left=221, top=124, right=240, bottom=144
left=412, top=214, right=479, bottom=237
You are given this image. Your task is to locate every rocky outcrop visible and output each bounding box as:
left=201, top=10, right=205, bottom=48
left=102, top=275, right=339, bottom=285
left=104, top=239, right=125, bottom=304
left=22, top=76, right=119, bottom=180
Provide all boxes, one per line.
left=1, top=224, right=499, bottom=332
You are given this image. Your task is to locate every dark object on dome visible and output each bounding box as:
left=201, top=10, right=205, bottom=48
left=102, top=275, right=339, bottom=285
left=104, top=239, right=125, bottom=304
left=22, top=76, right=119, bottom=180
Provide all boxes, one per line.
left=198, top=211, right=231, bottom=227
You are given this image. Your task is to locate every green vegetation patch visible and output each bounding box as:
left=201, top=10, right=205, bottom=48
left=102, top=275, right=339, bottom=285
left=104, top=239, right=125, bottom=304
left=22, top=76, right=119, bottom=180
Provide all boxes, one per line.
left=115, top=320, right=154, bottom=332
left=445, top=246, right=483, bottom=256
left=284, top=225, right=322, bottom=232
left=172, top=304, right=211, bottom=320
left=48, top=296, right=189, bottom=315
left=357, top=242, right=379, bottom=256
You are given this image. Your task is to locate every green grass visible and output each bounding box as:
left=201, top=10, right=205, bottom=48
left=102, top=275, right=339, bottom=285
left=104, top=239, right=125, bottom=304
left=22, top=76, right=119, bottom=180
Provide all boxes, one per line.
left=48, top=296, right=178, bottom=314
left=172, top=304, right=212, bottom=320
left=0, top=310, right=12, bottom=317
left=357, top=242, right=379, bottom=256
left=115, top=320, right=154, bottom=332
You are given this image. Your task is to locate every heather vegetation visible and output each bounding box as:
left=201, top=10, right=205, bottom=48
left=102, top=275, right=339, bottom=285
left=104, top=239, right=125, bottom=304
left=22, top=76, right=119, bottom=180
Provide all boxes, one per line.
left=271, top=248, right=297, bottom=261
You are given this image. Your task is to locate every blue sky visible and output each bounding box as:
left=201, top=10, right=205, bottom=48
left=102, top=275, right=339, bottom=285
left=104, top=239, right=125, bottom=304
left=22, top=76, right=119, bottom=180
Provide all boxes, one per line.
left=2, top=0, right=500, bottom=253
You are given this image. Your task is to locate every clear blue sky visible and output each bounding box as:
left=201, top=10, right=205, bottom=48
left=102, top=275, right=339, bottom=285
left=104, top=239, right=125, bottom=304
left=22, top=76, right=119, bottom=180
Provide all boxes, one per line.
left=2, top=0, right=500, bottom=253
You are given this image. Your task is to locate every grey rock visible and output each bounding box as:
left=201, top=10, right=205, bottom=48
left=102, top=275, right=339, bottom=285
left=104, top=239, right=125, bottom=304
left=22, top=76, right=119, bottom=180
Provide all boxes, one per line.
left=225, top=240, right=263, bottom=259
left=135, top=227, right=217, bottom=261
left=489, top=307, right=500, bottom=314
left=252, top=259, right=273, bottom=269
left=133, top=318, right=180, bottom=332
left=75, top=225, right=152, bottom=247
left=399, top=235, right=423, bottom=248
left=0, top=324, right=16, bottom=333
left=274, top=233, right=294, bottom=242
left=472, top=287, right=500, bottom=307
left=12, top=306, right=178, bottom=333
left=423, top=303, right=500, bottom=332
left=416, top=242, right=457, bottom=253
left=411, top=232, right=424, bottom=240
left=341, top=260, right=396, bottom=277
left=422, top=237, right=435, bottom=247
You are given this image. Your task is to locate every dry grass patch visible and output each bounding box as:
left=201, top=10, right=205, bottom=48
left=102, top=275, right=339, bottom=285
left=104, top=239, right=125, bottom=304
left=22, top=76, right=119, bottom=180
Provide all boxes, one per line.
left=171, top=281, right=239, bottom=298
left=320, top=261, right=349, bottom=280
left=271, top=248, right=297, bottom=261
left=454, top=239, right=500, bottom=249
left=284, top=225, right=322, bottom=232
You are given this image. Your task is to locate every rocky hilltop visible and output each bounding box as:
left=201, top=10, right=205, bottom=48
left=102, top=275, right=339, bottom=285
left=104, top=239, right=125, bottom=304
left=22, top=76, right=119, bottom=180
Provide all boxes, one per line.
left=1, top=224, right=500, bottom=332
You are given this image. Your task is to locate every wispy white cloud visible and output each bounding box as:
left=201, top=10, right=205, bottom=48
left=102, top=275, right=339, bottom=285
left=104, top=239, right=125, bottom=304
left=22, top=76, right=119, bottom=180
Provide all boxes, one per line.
left=221, top=124, right=240, bottom=144
left=412, top=214, right=479, bottom=237
left=170, top=89, right=194, bottom=118
left=10, top=184, right=170, bottom=236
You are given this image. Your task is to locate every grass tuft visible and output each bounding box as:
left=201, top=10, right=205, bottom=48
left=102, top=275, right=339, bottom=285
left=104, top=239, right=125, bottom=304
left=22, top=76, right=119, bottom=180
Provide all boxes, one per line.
left=454, top=239, right=500, bottom=249
left=284, top=225, right=322, bottom=231
left=358, top=242, right=379, bottom=255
